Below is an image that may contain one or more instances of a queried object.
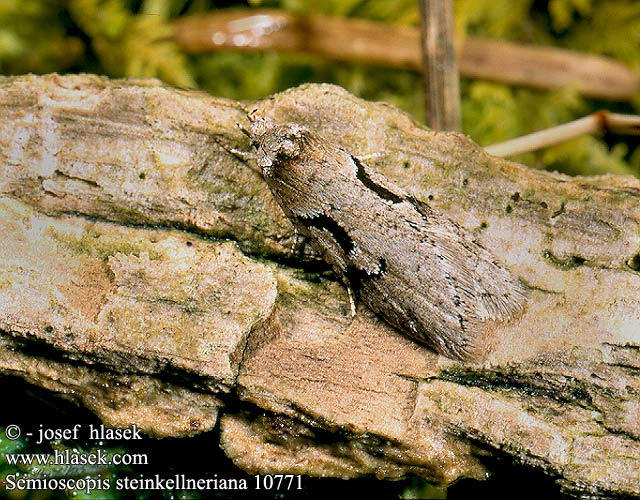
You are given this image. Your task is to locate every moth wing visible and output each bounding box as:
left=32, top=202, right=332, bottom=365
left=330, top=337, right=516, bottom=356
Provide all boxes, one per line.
left=409, top=197, right=527, bottom=320
left=354, top=196, right=525, bottom=359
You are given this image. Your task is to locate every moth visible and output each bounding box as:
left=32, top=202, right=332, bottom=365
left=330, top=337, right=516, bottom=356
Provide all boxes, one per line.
left=248, top=117, right=527, bottom=360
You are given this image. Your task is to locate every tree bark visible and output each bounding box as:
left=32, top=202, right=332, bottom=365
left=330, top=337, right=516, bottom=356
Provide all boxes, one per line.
left=0, top=73, right=638, bottom=498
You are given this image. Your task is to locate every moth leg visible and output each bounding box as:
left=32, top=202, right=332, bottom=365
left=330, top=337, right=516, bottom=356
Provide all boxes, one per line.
left=347, top=286, right=357, bottom=317
left=290, top=227, right=309, bottom=259
left=354, top=152, right=382, bottom=162
left=228, top=148, right=255, bottom=162
left=214, top=134, right=258, bottom=167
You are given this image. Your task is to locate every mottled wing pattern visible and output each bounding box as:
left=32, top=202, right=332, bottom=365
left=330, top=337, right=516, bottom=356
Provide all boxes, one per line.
left=250, top=117, right=527, bottom=360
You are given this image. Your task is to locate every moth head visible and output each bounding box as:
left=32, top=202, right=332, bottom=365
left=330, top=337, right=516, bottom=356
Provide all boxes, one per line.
left=247, top=115, right=307, bottom=177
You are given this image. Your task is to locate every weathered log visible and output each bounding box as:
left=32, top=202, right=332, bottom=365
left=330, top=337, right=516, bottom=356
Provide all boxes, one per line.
left=0, top=73, right=638, bottom=498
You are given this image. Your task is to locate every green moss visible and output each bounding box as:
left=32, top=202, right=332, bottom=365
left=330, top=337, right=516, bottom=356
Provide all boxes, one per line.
left=562, top=0, right=640, bottom=71
left=0, top=0, right=84, bottom=73
left=458, top=0, right=535, bottom=39
left=542, top=136, right=636, bottom=176
left=462, top=81, right=522, bottom=145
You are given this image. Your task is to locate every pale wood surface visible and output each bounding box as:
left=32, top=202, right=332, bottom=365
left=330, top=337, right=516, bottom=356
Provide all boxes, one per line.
left=0, top=74, right=639, bottom=497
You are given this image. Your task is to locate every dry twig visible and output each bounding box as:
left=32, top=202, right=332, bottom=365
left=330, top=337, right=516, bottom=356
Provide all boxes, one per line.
left=485, top=111, right=640, bottom=157
left=171, top=9, right=640, bottom=101
left=418, top=0, right=461, bottom=131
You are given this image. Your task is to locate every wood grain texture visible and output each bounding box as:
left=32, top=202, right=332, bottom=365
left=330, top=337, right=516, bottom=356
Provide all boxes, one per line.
left=418, top=0, right=461, bottom=130
left=0, top=74, right=639, bottom=498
